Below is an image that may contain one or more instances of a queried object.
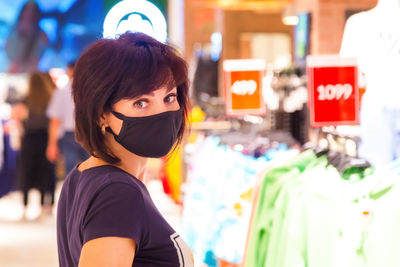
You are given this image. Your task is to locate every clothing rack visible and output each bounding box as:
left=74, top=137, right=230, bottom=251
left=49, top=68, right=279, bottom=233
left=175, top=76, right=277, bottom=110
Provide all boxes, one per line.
left=318, top=127, right=360, bottom=157
left=306, top=127, right=371, bottom=174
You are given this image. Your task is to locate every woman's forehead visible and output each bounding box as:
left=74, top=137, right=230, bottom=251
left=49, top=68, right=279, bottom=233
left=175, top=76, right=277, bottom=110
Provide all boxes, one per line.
left=139, top=86, right=177, bottom=97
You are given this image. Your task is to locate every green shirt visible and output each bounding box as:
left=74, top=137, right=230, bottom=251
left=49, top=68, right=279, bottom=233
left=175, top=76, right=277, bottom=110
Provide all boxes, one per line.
left=244, top=150, right=317, bottom=267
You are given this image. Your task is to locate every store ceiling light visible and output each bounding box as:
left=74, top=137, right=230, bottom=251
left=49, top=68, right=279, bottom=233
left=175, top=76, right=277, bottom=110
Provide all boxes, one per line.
left=282, top=5, right=298, bottom=25
left=283, top=15, right=299, bottom=25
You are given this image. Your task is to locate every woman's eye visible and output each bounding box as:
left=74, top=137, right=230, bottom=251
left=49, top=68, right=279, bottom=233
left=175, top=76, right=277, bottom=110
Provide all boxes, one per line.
left=165, top=94, right=177, bottom=103
left=133, top=100, right=148, bottom=109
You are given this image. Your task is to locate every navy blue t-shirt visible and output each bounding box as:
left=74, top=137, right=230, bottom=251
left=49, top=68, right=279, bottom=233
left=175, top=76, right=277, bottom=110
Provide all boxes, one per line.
left=57, top=165, right=194, bottom=267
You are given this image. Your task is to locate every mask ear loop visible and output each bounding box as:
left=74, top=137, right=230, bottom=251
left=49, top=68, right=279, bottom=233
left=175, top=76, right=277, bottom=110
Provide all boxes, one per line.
left=104, top=111, right=126, bottom=141
left=105, top=125, right=119, bottom=139
left=111, top=110, right=127, bottom=120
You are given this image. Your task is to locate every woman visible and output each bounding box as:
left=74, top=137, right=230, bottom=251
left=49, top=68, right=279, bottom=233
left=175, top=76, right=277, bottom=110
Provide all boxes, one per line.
left=14, top=71, right=56, bottom=219
left=57, top=32, right=194, bottom=266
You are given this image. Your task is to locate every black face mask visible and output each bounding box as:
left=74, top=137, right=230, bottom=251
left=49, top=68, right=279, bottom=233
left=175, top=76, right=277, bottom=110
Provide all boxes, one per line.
left=106, top=109, right=183, bottom=158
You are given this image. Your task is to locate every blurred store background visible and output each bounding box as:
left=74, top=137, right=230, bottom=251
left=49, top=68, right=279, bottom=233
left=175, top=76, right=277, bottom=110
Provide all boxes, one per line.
left=2, top=0, right=400, bottom=266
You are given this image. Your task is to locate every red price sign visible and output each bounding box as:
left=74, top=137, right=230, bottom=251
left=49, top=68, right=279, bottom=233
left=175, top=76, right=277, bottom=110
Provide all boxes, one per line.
left=307, top=56, right=359, bottom=127
left=224, top=59, right=266, bottom=117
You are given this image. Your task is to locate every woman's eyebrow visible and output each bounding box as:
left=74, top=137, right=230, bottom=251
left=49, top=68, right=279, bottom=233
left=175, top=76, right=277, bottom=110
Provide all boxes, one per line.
left=166, top=87, right=176, bottom=93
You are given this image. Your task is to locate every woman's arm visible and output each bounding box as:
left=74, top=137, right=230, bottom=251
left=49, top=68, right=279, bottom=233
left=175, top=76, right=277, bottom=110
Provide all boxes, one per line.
left=46, top=118, right=60, bottom=162
left=79, top=237, right=136, bottom=267
left=11, top=103, right=28, bottom=121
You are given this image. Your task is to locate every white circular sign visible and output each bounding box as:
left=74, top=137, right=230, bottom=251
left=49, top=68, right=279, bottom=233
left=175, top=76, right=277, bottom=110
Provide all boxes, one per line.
left=103, top=0, right=167, bottom=43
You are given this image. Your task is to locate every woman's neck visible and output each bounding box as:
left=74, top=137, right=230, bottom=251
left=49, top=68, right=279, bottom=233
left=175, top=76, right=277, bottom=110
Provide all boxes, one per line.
left=78, top=133, right=148, bottom=180
left=115, top=152, right=148, bottom=180
left=79, top=154, right=147, bottom=181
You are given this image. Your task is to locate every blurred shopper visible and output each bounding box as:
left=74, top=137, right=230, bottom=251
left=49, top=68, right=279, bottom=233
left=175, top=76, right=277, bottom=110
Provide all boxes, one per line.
left=46, top=62, right=88, bottom=176
left=12, top=72, right=55, bottom=220
left=5, top=1, right=48, bottom=73
left=57, top=32, right=194, bottom=266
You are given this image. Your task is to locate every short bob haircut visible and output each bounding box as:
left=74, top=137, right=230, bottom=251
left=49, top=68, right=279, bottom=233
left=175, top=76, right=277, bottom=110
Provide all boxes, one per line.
left=73, top=32, right=190, bottom=164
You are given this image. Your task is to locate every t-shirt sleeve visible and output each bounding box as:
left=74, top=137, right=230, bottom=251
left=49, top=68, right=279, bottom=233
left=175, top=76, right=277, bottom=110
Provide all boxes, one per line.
left=82, top=182, right=147, bottom=249
left=46, top=90, right=64, bottom=119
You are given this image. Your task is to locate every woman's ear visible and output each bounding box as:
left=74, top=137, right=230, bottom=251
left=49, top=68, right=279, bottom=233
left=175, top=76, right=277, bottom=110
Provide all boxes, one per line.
left=98, top=113, right=110, bottom=135
left=98, top=112, right=109, bottom=128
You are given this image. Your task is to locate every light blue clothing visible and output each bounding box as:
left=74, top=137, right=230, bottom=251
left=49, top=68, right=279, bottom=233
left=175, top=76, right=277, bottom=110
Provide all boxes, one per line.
left=46, top=83, right=75, bottom=138
left=359, top=92, right=400, bottom=167
left=181, top=136, right=292, bottom=265
left=46, top=82, right=87, bottom=177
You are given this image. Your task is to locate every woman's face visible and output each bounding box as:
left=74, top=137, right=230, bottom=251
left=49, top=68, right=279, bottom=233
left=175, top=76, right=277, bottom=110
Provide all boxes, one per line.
left=103, top=86, right=180, bottom=135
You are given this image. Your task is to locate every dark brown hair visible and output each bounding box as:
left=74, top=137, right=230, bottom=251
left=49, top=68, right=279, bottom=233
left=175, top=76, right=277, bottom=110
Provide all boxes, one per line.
left=26, top=71, right=54, bottom=115
left=73, top=32, right=190, bottom=164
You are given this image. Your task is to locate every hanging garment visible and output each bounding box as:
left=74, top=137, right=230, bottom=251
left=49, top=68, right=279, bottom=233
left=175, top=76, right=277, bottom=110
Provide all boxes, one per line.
left=181, top=136, right=294, bottom=265
left=244, top=150, right=318, bottom=267
left=244, top=149, right=400, bottom=267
